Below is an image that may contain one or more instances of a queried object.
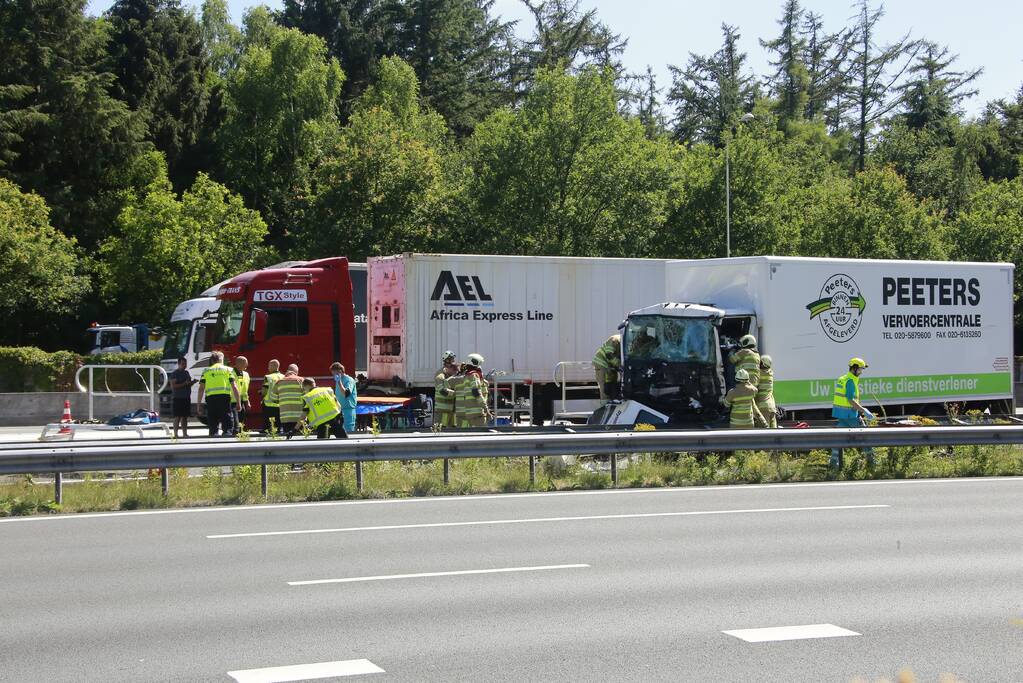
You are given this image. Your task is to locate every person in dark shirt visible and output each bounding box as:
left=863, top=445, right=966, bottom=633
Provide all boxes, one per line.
left=169, top=357, right=196, bottom=438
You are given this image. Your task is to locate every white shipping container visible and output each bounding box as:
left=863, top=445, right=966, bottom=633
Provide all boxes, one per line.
left=367, top=254, right=670, bottom=386
left=665, top=256, right=1015, bottom=410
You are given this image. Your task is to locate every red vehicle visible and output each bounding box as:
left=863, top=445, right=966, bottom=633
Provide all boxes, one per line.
left=211, top=257, right=356, bottom=426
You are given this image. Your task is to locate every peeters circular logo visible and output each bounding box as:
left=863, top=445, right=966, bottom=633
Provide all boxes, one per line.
left=805, top=273, right=866, bottom=343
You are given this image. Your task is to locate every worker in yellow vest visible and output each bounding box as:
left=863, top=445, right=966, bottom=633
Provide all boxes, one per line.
left=295, top=378, right=347, bottom=439
left=756, top=355, right=777, bottom=428
left=592, top=334, right=621, bottom=404
left=260, top=359, right=284, bottom=434
left=728, top=334, right=761, bottom=388
left=721, top=368, right=765, bottom=429
left=196, top=350, right=240, bottom=437
left=230, top=355, right=251, bottom=435
left=831, top=357, right=875, bottom=470
left=270, top=364, right=305, bottom=434
left=433, top=350, right=458, bottom=428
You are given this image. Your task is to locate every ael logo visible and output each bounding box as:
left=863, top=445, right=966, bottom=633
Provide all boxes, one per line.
left=430, top=270, right=495, bottom=307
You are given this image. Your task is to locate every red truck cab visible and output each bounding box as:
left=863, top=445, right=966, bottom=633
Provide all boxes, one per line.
left=211, top=257, right=356, bottom=426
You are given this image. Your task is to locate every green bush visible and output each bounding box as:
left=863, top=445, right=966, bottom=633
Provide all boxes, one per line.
left=0, top=347, right=81, bottom=391
left=82, top=350, right=163, bottom=366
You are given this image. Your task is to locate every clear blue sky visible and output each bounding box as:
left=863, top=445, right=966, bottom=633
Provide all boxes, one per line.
left=88, top=0, right=1022, bottom=116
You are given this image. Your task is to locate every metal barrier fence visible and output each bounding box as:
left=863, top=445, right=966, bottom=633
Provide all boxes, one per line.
left=3, top=425, right=1023, bottom=504
left=74, top=364, right=169, bottom=420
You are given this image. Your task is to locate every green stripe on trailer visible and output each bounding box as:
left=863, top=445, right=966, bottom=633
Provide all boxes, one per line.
left=774, top=372, right=1012, bottom=406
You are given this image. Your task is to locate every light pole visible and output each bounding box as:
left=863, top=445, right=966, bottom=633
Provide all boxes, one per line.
left=725, top=112, right=755, bottom=258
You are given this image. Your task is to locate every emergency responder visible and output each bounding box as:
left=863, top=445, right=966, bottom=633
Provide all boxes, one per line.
left=270, top=364, right=305, bottom=434
left=295, top=378, right=347, bottom=439
left=831, top=357, right=875, bottom=469
left=330, top=362, right=358, bottom=433
left=756, top=354, right=777, bottom=428
left=260, top=359, right=284, bottom=434
left=466, top=353, right=488, bottom=406
left=230, top=355, right=250, bottom=435
left=433, top=351, right=458, bottom=428
left=592, top=334, right=621, bottom=404
left=721, top=368, right=765, bottom=429
left=629, top=329, right=660, bottom=359
left=729, top=334, right=761, bottom=388
left=196, top=350, right=240, bottom=437
left=452, top=362, right=490, bottom=427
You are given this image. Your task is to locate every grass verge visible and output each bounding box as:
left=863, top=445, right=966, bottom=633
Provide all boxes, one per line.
left=2, top=445, right=1022, bottom=516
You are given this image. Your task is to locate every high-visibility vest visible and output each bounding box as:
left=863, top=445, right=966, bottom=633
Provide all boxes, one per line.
left=722, top=383, right=758, bottom=428
left=592, top=335, right=621, bottom=370
left=302, top=387, right=342, bottom=428
left=756, top=368, right=774, bottom=405
left=833, top=372, right=859, bottom=410
left=273, top=376, right=306, bottom=422
left=262, top=372, right=284, bottom=407
left=434, top=368, right=454, bottom=413
left=201, top=363, right=233, bottom=397
left=231, top=370, right=250, bottom=404
left=451, top=374, right=486, bottom=424
left=730, top=349, right=761, bottom=387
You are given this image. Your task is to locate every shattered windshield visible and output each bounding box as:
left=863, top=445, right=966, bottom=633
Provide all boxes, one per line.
left=624, top=315, right=716, bottom=364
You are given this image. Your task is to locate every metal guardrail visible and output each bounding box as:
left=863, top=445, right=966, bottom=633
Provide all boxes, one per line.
left=3, top=425, right=1023, bottom=504
left=74, top=364, right=169, bottom=420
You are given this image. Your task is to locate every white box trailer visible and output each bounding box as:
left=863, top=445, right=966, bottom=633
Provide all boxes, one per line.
left=664, top=256, right=1015, bottom=412
left=367, top=254, right=670, bottom=388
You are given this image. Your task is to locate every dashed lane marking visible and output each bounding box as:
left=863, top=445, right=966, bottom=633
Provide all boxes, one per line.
left=723, top=624, right=861, bottom=643
left=288, top=563, right=590, bottom=586
left=227, top=658, right=384, bottom=682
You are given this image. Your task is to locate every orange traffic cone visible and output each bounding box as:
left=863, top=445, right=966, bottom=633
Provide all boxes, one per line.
left=58, top=399, right=73, bottom=435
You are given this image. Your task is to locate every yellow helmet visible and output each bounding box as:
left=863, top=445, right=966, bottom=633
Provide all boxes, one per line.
left=734, top=368, right=750, bottom=382
left=849, top=357, right=868, bottom=369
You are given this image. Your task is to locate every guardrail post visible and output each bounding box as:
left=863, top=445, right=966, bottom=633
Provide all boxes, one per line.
left=443, top=458, right=450, bottom=485
left=160, top=468, right=169, bottom=496
left=528, top=455, right=536, bottom=485
left=260, top=464, right=268, bottom=499
left=610, top=453, right=618, bottom=486
left=355, top=461, right=364, bottom=492
left=54, top=472, right=62, bottom=504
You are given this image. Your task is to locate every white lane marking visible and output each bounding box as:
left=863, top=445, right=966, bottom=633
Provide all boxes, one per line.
left=723, top=624, right=861, bottom=643
left=289, top=563, right=589, bottom=586
left=228, top=658, right=383, bottom=682
left=2, top=476, right=1018, bottom=524
left=208, top=505, right=889, bottom=539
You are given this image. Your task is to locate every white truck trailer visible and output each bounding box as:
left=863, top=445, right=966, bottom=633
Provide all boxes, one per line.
left=367, top=254, right=671, bottom=420
left=658, top=256, right=1014, bottom=416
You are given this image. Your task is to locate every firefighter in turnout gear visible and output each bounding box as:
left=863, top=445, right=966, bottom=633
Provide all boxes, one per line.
left=721, top=368, right=765, bottom=429
left=728, top=334, right=761, bottom=388
left=592, top=334, right=621, bottom=404
left=433, top=351, right=458, bottom=428
left=452, top=361, right=490, bottom=427
left=756, top=354, right=777, bottom=428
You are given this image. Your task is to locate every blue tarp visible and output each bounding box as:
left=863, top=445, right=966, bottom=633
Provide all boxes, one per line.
left=356, top=402, right=408, bottom=415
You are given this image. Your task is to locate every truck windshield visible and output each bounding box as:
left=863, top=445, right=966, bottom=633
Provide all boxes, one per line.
left=161, top=321, right=192, bottom=360
left=214, top=301, right=245, bottom=344
left=625, top=315, right=716, bottom=364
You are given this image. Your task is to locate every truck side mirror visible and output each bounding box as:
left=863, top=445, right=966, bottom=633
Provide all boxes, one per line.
left=252, top=309, right=268, bottom=343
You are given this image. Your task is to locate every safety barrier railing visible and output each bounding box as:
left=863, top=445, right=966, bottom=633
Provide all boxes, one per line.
left=74, top=365, right=169, bottom=421
left=4, top=424, right=1023, bottom=505
left=552, top=360, right=597, bottom=421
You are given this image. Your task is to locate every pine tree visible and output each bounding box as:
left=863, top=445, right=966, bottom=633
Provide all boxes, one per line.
left=668, top=24, right=756, bottom=146
left=898, top=42, right=981, bottom=133
left=761, top=0, right=808, bottom=126
left=106, top=0, right=211, bottom=187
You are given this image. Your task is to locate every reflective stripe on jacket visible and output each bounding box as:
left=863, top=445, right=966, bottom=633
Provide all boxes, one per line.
left=722, top=383, right=759, bottom=428
left=262, top=372, right=284, bottom=407
left=434, top=368, right=454, bottom=412
left=273, top=376, right=306, bottom=422
left=201, top=363, right=234, bottom=397
left=592, top=335, right=621, bottom=370
left=729, top=349, right=761, bottom=387
left=302, top=387, right=342, bottom=428
left=231, top=370, right=250, bottom=404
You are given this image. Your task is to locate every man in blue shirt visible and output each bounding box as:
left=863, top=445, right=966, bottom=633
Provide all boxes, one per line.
left=831, top=357, right=875, bottom=470
left=330, top=362, right=358, bottom=433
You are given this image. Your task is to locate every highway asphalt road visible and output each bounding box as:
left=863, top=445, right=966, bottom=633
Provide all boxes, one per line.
left=2, top=478, right=1022, bottom=682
